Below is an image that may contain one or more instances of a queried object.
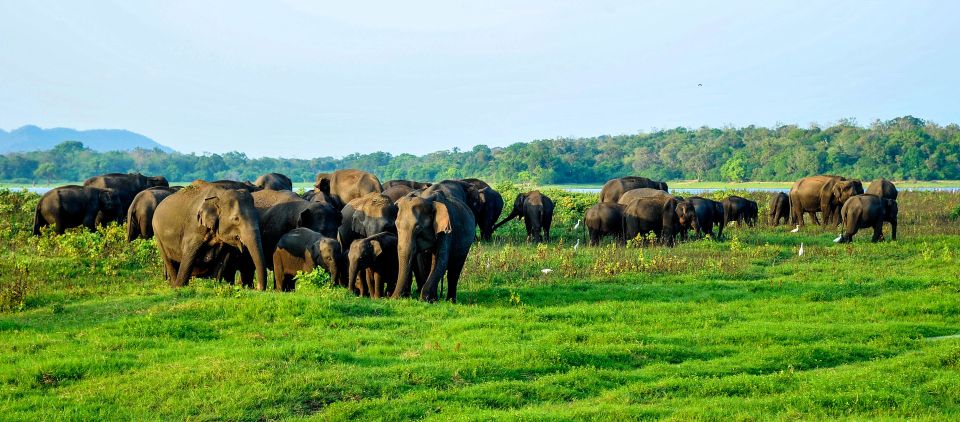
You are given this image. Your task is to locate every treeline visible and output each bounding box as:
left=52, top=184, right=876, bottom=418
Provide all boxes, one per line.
left=1, top=116, right=958, bottom=184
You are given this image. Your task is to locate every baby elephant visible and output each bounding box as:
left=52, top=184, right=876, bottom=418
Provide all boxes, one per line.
left=347, top=232, right=399, bottom=298
left=585, top=202, right=625, bottom=246
left=837, top=195, right=898, bottom=243
left=493, top=191, right=555, bottom=243
left=272, top=228, right=342, bottom=291
left=768, top=192, right=790, bottom=226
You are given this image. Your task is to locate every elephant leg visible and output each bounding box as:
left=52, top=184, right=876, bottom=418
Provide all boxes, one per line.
left=372, top=270, right=384, bottom=299
left=174, top=243, right=202, bottom=287
left=523, top=218, right=533, bottom=242
left=589, top=229, right=599, bottom=247
left=810, top=211, right=820, bottom=226
left=543, top=214, right=552, bottom=242
left=445, top=254, right=468, bottom=303
left=872, top=222, right=883, bottom=242
left=272, top=254, right=284, bottom=291
left=414, top=253, right=430, bottom=296
left=365, top=268, right=377, bottom=298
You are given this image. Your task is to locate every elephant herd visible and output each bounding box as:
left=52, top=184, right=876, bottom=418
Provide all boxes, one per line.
left=781, top=175, right=899, bottom=243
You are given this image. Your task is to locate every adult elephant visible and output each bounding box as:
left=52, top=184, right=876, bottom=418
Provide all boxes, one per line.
left=687, top=196, right=724, bottom=239
left=254, top=173, right=293, bottom=191
left=838, top=195, right=897, bottom=243
left=768, top=192, right=791, bottom=227
left=617, top=188, right=671, bottom=205
left=585, top=202, right=624, bottom=246
left=84, top=173, right=169, bottom=221
left=789, top=175, right=863, bottom=227
left=866, top=179, right=898, bottom=200
left=421, top=180, right=484, bottom=214
left=314, top=169, right=383, bottom=209
left=394, top=192, right=476, bottom=302
left=338, top=192, right=398, bottom=257
left=273, top=228, right=342, bottom=291
left=722, top=196, right=758, bottom=227
left=33, top=185, right=122, bottom=235
left=461, top=178, right=504, bottom=241
left=126, top=186, right=181, bottom=241
left=599, top=176, right=668, bottom=203
left=493, top=190, right=554, bottom=243
left=383, top=180, right=432, bottom=190
left=619, top=189, right=698, bottom=238
left=382, top=185, right=415, bottom=203
left=153, top=185, right=268, bottom=289
left=193, top=179, right=261, bottom=192
left=622, top=196, right=683, bottom=246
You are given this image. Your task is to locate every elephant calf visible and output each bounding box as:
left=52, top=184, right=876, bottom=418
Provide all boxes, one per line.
left=33, top=185, right=122, bottom=235
left=127, top=186, right=181, bottom=241
left=723, top=196, right=758, bottom=227
left=768, top=192, right=790, bottom=227
left=585, top=202, right=624, bottom=246
left=493, top=191, right=554, bottom=243
left=273, top=228, right=343, bottom=291
left=687, top=197, right=723, bottom=239
left=838, top=195, right=898, bottom=243
left=347, top=232, right=399, bottom=298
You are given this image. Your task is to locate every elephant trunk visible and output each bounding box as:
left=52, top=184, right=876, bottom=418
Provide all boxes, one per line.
left=347, top=257, right=362, bottom=294
left=393, top=233, right=418, bottom=298
left=493, top=208, right=521, bottom=230
left=241, top=227, right=268, bottom=291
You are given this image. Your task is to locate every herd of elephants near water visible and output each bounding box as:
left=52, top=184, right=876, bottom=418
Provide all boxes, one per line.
left=30, top=170, right=899, bottom=302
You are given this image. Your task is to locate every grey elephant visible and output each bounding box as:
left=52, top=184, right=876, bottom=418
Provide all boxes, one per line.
left=254, top=173, right=293, bottom=191
left=620, top=189, right=698, bottom=238
left=493, top=190, right=554, bottom=243
left=314, top=169, right=383, bottom=209
left=84, top=172, right=168, bottom=221
left=722, top=196, right=758, bottom=227
left=461, top=178, right=504, bottom=241
left=273, top=228, right=342, bottom=291
left=382, top=185, right=415, bottom=203
left=837, top=195, right=897, bottom=243
left=599, top=176, right=668, bottom=203
left=33, top=185, right=122, bottom=235
left=768, top=192, right=791, bottom=226
left=421, top=180, right=484, bottom=216
left=126, top=186, right=181, bottom=241
left=347, top=232, right=399, bottom=298
left=193, top=179, right=261, bottom=192
left=152, top=185, right=268, bottom=289
left=622, top=196, right=686, bottom=246
left=394, top=192, right=476, bottom=302
left=383, top=180, right=432, bottom=190
left=789, top=175, right=863, bottom=226
left=585, top=202, right=625, bottom=246
left=866, top=178, right=898, bottom=200
left=338, top=192, right=398, bottom=255
left=686, top=197, right=723, bottom=239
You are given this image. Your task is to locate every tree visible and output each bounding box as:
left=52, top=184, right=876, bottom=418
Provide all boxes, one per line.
left=720, top=155, right=746, bottom=182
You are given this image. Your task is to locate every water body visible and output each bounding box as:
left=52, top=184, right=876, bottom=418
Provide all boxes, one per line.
left=565, top=187, right=960, bottom=194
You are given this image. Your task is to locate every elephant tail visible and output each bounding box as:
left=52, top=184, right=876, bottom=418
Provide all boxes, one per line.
left=32, top=202, right=44, bottom=236
left=126, top=211, right=139, bottom=242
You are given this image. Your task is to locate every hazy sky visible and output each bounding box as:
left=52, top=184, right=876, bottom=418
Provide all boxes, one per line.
left=1, top=1, right=957, bottom=157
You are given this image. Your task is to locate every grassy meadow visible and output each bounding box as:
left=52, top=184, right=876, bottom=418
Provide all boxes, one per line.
left=1, top=185, right=960, bottom=420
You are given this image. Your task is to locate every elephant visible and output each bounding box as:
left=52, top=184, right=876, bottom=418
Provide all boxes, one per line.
left=126, top=186, right=181, bottom=241
left=347, top=232, right=399, bottom=298
left=619, top=189, right=698, bottom=238
left=837, top=195, right=898, bottom=243
left=866, top=178, right=898, bottom=200
left=252, top=189, right=304, bottom=209
left=768, top=192, right=791, bottom=226
left=461, top=178, right=504, bottom=241
left=152, top=185, right=268, bottom=289
left=382, top=185, right=415, bottom=203
left=493, top=190, right=554, bottom=243
left=599, top=176, right=668, bottom=203
left=421, top=180, right=484, bottom=216
left=789, top=175, right=863, bottom=227
left=193, top=179, right=261, bottom=192
left=273, top=228, right=342, bottom=291
left=585, top=202, right=625, bottom=246
left=383, top=180, right=432, bottom=190
left=254, top=173, right=293, bottom=191
left=337, top=193, right=398, bottom=264
left=622, top=196, right=683, bottom=246
left=83, top=172, right=169, bottom=221
left=687, top=196, right=724, bottom=239
left=722, top=196, right=758, bottom=227
left=314, top=169, right=383, bottom=208
left=33, top=185, right=122, bottom=235
left=394, top=192, right=476, bottom=302
left=302, top=189, right=345, bottom=209
left=617, top=188, right=672, bottom=205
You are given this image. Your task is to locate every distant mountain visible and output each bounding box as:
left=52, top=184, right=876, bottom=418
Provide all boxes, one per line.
left=0, top=125, right=173, bottom=153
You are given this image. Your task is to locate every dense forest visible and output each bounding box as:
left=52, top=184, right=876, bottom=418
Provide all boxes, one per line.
left=1, top=116, right=957, bottom=184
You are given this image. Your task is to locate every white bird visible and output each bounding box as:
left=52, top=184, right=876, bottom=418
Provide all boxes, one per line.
left=573, top=219, right=580, bottom=230
left=541, top=268, right=553, bottom=275
left=798, top=243, right=804, bottom=256
left=790, top=225, right=800, bottom=233
left=833, top=235, right=843, bottom=243
left=573, top=239, right=580, bottom=251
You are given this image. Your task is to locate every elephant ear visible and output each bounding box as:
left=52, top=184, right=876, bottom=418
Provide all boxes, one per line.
left=197, top=196, right=220, bottom=231
left=371, top=239, right=384, bottom=257
left=297, top=207, right=315, bottom=229
left=513, top=193, right=525, bottom=211
left=315, top=178, right=331, bottom=195
left=433, top=201, right=453, bottom=234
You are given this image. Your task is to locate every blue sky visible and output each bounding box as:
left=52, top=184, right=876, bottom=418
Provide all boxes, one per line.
left=1, top=1, right=957, bottom=157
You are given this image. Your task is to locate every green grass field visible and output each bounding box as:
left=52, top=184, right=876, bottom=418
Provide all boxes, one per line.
left=1, top=187, right=959, bottom=420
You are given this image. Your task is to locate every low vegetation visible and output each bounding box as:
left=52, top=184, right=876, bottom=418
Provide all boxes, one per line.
left=1, top=186, right=959, bottom=419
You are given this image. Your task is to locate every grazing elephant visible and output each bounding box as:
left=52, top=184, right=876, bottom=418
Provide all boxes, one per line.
left=599, top=176, right=668, bottom=203
left=493, top=191, right=555, bottom=243
left=687, top=197, right=724, bottom=239
left=461, top=178, right=504, bottom=241
left=347, top=232, right=399, bottom=298
left=193, top=179, right=261, bottom=192
left=768, top=192, right=791, bottom=226
left=33, top=185, right=122, bottom=235
left=254, top=173, right=293, bottom=191
left=126, top=186, right=181, bottom=241
left=585, top=202, right=625, bottom=246
left=84, top=173, right=169, bottom=221
left=789, top=175, right=863, bottom=226
left=273, top=228, right=342, bottom=291
left=314, top=169, right=383, bottom=208
left=866, top=178, right=898, bottom=200
left=153, top=185, right=268, bottom=289
left=622, top=196, right=682, bottom=246
left=722, top=196, right=758, bottom=227
left=838, top=195, right=898, bottom=243
left=383, top=180, right=432, bottom=190
left=382, top=185, right=415, bottom=203
left=394, top=192, right=476, bottom=302
left=619, top=189, right=698, bottom=238
left=338, top=192, right=398, bottom=251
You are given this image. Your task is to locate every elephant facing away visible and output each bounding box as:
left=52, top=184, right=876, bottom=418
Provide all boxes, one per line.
left=599, top=177, right=668, bottom=203
left=421, top=180, right=485, bottom=217
left=585, top=202, right=624, bottom=246
left=84, top=172, right=169, bottom=221
left=273, top=228, right=342, bottom=291
left=153, top=185, right=268, bottom=289
left=687, top=197, right=724, bottom=239
left=34, top=185, right=122, bottom=235
left=127, top=186, right=181, bottom=241
left=493, top=191, right=554, bottom=243
left=461, top=178, right=504, bottom=241
left=768, top=192, right=791, bottom=226
left=347, top=232, right=399, bottom=298
left=866, top=179, right=898, bottom=200
left=315, top=169, right=383, bottom=209
left=838, top=195, right=897, bottom=243
left=622, top=196, right=681, bottom=246
left=254, top=173, right=293, bottom=191
left=394, top=192, right=476, bottom=302
left=723, top=196, right=758, bottom=227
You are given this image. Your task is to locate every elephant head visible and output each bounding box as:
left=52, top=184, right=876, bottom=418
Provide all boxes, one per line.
left=198, top=189, right=268, bottom=290
left=830, top=180, right=864, bottom=224
left=657, top=181, right=669, bottom=192
left=346, top=235, right=391, bottom=297
left=675, top=201, right=700, bottom=235
left=314, top=173, right=331, bottom=195
left=305, top=237, right=342, bottom=288
left=394, top=194, right=452, bottom=299
left=147, top=176, right=169, bottom=188
left=298, top=202, right=342, bottom=238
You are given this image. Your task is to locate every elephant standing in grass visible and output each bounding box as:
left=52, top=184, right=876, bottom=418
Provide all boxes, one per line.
left=337, top=193, right=398, bottom=252
left=394, top=192, right=476, bottom=302
left=838, top=195, right=897, bottom=243
left=768, top=193, right=791, bottom=227
left=153, top=185, right=268, bottom=289
left=273, top=228, right=342, bottom=291
left=347, top=232, right=399, bottom=298
left=494, top=191, right=554, bottom=243
left=585, top=202, right=624, bottom=246
left=254, top=173, right=293, bottom=191
left=687, top=197, right=724, bottom=239
left=84, top=173, right=169, bottom=221
left=461, top=178, right=504, bottom=241
left=599, top=177, right=668, bottom=203
left=723, top=196, right=758, bottom=227
left=789, top=175, right=863, bottom=227
left=33, top=185, right=122, bottom=235
left=620, top=189, right=698, bottom=239
left=315, top=169, right=383, bottom=208
left=127, top=186, right=181, bottom=241
left=622, top=196, right=683, bottom=246
left=866, top=179, right=898, bottom=200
